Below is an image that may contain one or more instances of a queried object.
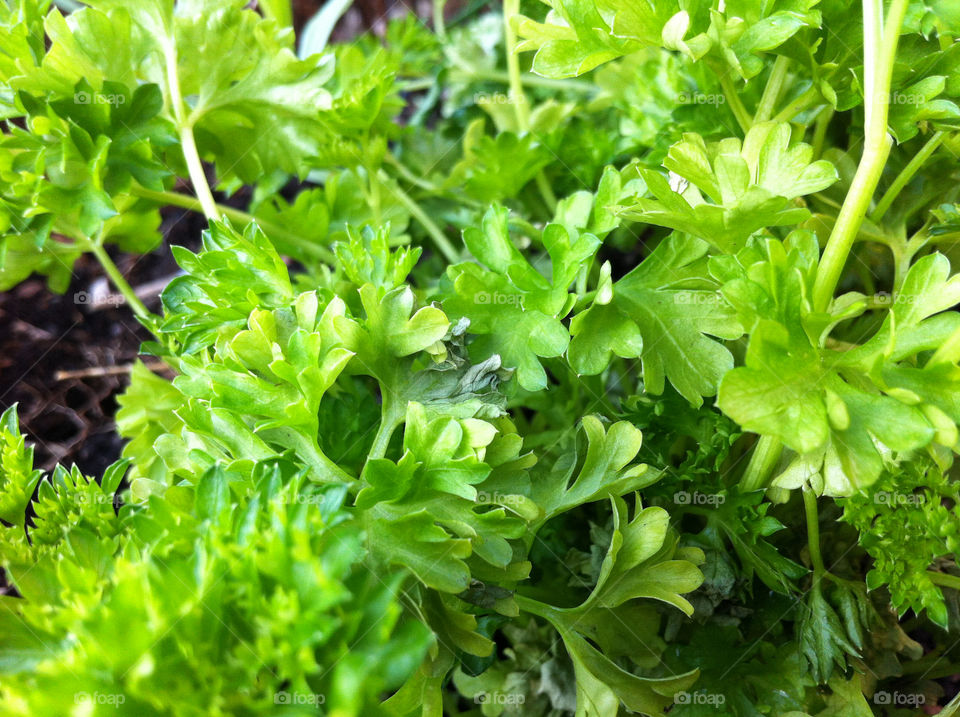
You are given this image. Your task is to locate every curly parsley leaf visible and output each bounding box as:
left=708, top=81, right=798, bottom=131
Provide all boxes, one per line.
left=570, top=234, right=742, bottom=405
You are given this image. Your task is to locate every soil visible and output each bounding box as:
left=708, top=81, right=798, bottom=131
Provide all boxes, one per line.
left=0, top=204, right=205, bottom=475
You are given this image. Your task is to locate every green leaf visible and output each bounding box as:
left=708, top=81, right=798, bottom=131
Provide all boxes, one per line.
left=194, top=465, right=230, bottom=522
left=443, top=205, right=600, bottom=391
left=798, top=584, right=859, bottom=683
left=561, top=627, right=699, bottom=716
left=570, top=234, right=742, bottom=405
left=0, top=406, right=43, bottom=527
left=446, top=120, right=551, bottom=204
left=817, top=674, right=873, bottom=717
left=532, top=416, right=655, bottom=520
left=616, top=124, right=838, bottom=253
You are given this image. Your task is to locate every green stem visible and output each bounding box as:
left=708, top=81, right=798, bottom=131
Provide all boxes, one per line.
left=812, top=107, right=834, bottom=159
left=717, top=71, right=752, bottom=133
left=754, top=56, right=791, bottom=123
left=514, top=593, right=560, bottom=621
left=503, top=0, right=529, bottom=129
left=509, top=216, right=542, bottom=241
left=503, top=0, right=557, bottom=212
left=927, top=571, right=960, bottom=591
left=803, top=487, right=826, bottom=577
left=130, top=186, right=336, bottom=263
left=163, top=41, right=218, bottom=220
left=812, top=0, right=908, bottom=312
left=368, top=392, right=406, bottom=461
left=384, top=153, right=493, bottom=213
left=870, top=130, right=945, bottom=223
left=384, top=174, right=459, bottom=263
left=80, top=238, right=156, bottom=327
left=384, top=153, right=449, bottom=195
left=739, top=435, right=783, bottom=492
left=771, top=85, right=819, bottom=123
left=572, top=289, right=598, bottom=311
left=534, top=173, right=558, bottom=212
left=432, top=0, right=447, bottom=39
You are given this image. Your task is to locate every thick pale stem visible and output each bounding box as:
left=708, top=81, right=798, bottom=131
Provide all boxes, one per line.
left=503, top=0, right=530, bottom=129
left=754, top=56, right=791, bottom=123
left=718, top=72, right=752, bottom=133
left=739, top=435, right=783, bottom=492
left=164, top=42, right=217, bottom=220
left=813, top=136, right=893, bottom=309
left=432, top=0, right=447, bottom=39
left=179, top=123, right=218, bottom=220
left=811, top=0, right=909, bottom=312
left=928, top=571, right=960, bottom=592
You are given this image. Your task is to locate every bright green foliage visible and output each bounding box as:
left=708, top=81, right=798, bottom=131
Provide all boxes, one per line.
left=442, top=205, right=599, bottom=390
left=159, top=220, right=296, bottom=351
left=570, top=233, right=742, bottom=405
left=359, top=402, right=531, bottom=598
left=0, top=406, right=42, bottom=527
left=37, top=0, right=336, bottom=181
left=616, top=123, right=838, bottom=253
left=531, top=416, right=656, bottom=521
left=3, top=0, right=960, bottom=714
left=719, top=241, right=960, bottom=493
left=0, top=452, right=429, bottom=716
left=519, top=495, right=704, bottom=716
left=0, top=81, right=171, bottom=289
left=841, top=460, right=960, bottom=628
left=447, top=120, right=552, bottom=204
left=516, top=0, right=820, bottom=79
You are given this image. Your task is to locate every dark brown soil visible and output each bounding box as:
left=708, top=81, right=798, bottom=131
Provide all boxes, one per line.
left=0, top=205, right=206, bottom=475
